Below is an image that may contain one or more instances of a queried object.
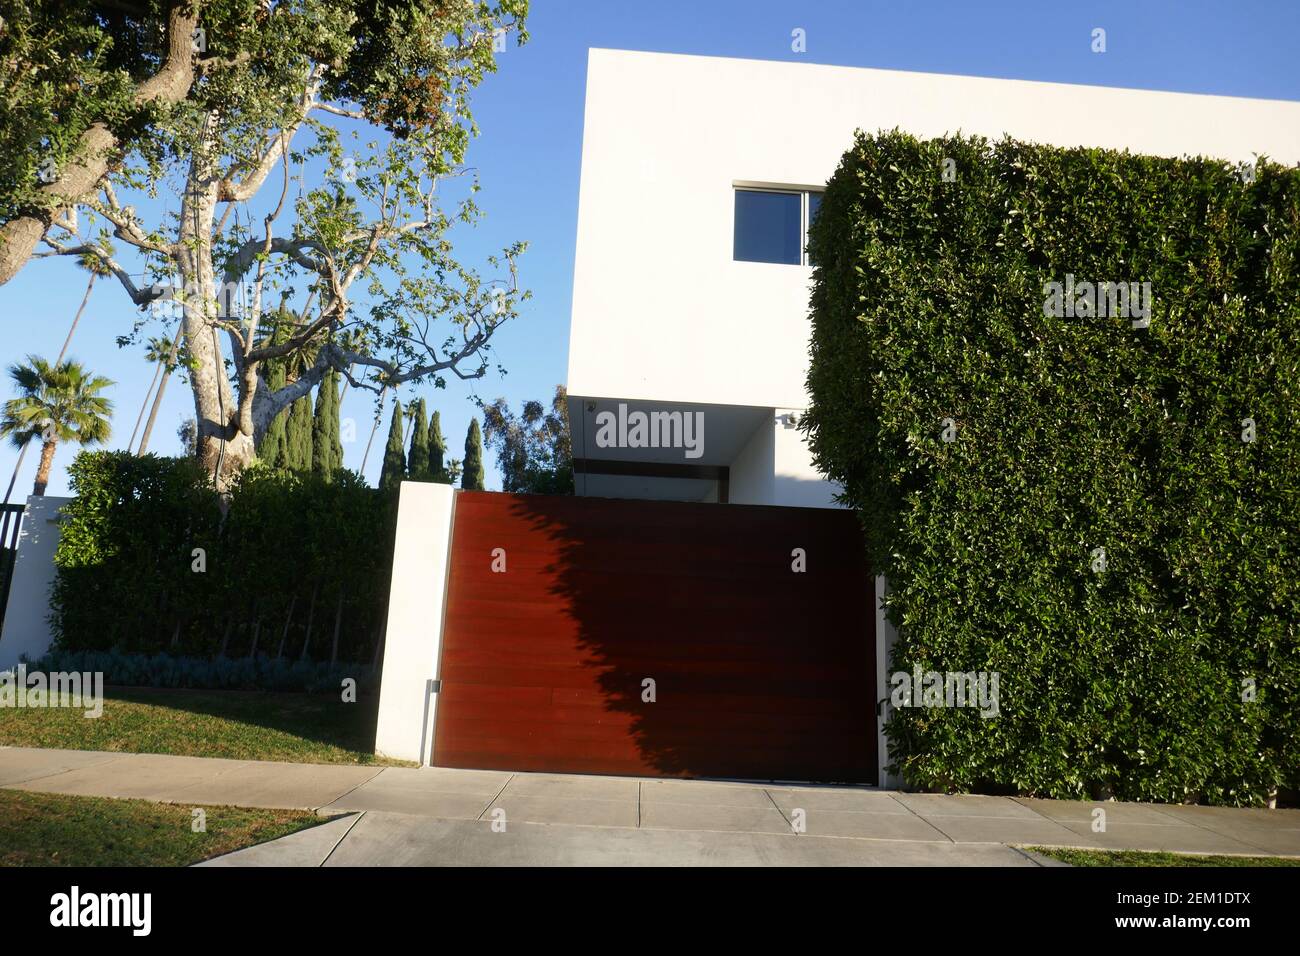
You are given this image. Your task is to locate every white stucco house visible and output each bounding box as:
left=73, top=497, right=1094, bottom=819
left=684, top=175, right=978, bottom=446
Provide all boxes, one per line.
left=565, top=49, right=1300, bottom=508
left=375, top=51, right=1300, bottom=780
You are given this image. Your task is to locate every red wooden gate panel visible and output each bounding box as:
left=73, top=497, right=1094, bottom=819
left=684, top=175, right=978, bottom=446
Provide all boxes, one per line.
left=433, top=491, right=876, bottom=783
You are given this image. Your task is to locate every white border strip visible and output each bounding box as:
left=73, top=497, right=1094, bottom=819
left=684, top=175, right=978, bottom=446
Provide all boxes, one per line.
left=374, top=482, right=457, bottom=764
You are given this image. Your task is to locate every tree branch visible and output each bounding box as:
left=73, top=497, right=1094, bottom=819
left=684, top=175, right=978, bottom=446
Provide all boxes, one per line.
left=314, top=102, right=366, bottom=120
left=0, top=1, right=200, bottom=285
left=85, top=183, right=174, bottom=255
left=218, top=65, right=322, bottom=203
left=35, top=237, right=166, bottom=307
left=223, top=235, right=329, bottom=283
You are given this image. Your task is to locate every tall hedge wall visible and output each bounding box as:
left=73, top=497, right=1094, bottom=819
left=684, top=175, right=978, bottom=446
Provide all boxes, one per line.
left=51, top=452, right=394, bottom=667
left=805, top=131, right=1300, bottom=805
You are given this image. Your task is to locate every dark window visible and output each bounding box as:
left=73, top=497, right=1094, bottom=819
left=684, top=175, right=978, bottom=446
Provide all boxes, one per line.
left=734, top=189, right=801, bottom=264
left=806, top=192, right=823, bottom=266
left=807, top=191, right=823, bottom=225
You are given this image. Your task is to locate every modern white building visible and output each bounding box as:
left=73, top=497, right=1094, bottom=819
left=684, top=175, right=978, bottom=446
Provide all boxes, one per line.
left=377, top=52, right=1300, bottom=782
left=565, top=48, right=1300, bottom=507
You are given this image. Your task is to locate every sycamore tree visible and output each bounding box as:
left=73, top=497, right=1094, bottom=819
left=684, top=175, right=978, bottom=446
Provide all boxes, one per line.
left=8, top=0, right=530, bottom=489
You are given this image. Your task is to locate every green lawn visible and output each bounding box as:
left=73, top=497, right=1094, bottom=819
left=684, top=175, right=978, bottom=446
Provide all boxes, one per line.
left=1028, top=846, right=1300, bottom=867
left=0, top=789, right=320, bottom=866
left=0, top=686, right=412, bottom=765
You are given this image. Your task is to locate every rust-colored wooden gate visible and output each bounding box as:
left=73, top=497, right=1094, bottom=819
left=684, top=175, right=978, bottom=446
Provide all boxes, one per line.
left=433, top=491, right=876, bottom=783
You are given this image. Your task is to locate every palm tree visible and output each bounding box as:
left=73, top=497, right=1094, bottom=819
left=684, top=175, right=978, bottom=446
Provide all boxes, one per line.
left=2, top=253, right=110, bottom=505
left=1, top=357, right=114, bottom=496
left=127, top=336, right=176, bottom=453
left=137, top=332, right=181, bottom=455
left=359, top=384, right=389, bottom=476
left=55, top=252, right=113, bottom=364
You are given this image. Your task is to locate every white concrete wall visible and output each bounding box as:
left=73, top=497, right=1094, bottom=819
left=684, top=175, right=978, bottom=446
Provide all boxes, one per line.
left=569, top=49, right=1300, bottom=416
left=0, top=496, right=70, bottom=671
left=728, top=414, right=774, bottom=505
left=728, top=410, right=841, bottom=507
left=374, top=482, right=456, bottom=764
left=773, top=409, right=840, bottom=508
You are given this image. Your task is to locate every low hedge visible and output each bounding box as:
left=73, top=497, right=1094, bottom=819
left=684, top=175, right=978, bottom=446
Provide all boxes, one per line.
left=18, top=648, right=377, bottom=694
left=805, top=130, right=1299, bottom=805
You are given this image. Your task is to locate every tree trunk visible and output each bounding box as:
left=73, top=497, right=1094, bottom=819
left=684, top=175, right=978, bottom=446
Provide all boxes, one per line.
left=2, top=444, right=31, bottom=506
left=137, top=334, right=179, bottom=455
left=0, top=217, right=53, bottom=290
left=337, top=362, right=355, bottom=403
left=276, top=596, right=297, bottom=660
left=177, top=119, right=259, bottom=493
left=128, top=358, right=165, bottom=452
left=219, top=617, right=233, bottom=657
left=56, top=272, right=97, bottom=363
left=248, top=616, right=262, bottom=659
left=330, top=594, right=344, bottom=664
left=154, top=590, right=169, bottom=645
left=360, top=386, right=388, bottom=475
left=299, top=583, right=318, bottom=661
left=32, top=440, right=57, bottom=496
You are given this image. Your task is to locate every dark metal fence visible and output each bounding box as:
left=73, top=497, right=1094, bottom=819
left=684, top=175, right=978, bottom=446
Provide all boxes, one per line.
left=0, top=503, right=25, bottom=634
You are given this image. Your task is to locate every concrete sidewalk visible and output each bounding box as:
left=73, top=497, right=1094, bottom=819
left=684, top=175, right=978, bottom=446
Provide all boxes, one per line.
left=0, top=746, right=383, bottom=809
left=4, top=746, right=1299, bottom=866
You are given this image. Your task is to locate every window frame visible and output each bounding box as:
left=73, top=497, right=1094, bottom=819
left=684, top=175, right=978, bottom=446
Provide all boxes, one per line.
left=732, top=182, right=824, bottom=267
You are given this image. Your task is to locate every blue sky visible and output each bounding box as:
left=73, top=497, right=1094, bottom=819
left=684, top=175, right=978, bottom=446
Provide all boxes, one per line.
left=3, top=0, right=1297, bottom=498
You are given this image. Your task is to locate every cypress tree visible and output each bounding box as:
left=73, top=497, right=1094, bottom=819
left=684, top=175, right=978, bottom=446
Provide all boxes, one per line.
left=285, top=313, right=324, bottom=473
left=379, top=398, right=407, bottom=492
left=428, top=409, right=448, bottom=483
left=462, top=417, right=485, bottom=490
left=259, top=367, right=288, bottom=467
left=407, top=398, right=430, bottom=481
left=312, top=368, right=342, bottom=476
left=256, top=320, right=292, bottom=467
left=329, top=371, right=344, bottom=469
left=286, top=392, right=313, bottom=471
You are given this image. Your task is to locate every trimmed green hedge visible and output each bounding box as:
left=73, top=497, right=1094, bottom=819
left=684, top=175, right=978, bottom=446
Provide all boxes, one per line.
left=805, top=130, right=1300, bottom=805
left=51, top=452, right=394, bottom=667
left=19, top=649, right=376, bottom=694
